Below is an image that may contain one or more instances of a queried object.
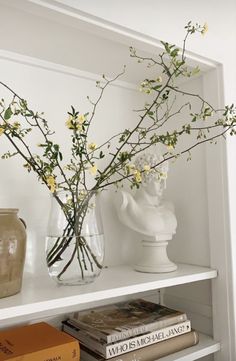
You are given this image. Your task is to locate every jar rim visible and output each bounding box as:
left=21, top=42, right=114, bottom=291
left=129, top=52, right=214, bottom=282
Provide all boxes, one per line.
left=0, top=208, right=19, bottom=214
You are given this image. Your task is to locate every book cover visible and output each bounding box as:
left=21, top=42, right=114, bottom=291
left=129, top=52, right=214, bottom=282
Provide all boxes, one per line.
left=80, top=330, right=199, bottom=361
left=62, top=320, right=191, bottom=359
left=0, top=322, right=80, bottom=361
left=71, top=299, right=187, bottom=343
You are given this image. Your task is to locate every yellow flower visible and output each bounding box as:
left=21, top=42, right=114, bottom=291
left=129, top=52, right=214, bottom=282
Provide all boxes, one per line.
left=78, top=189, right=87, bottom=200
left=144, top=88, right=152, bottom=94
left=66, top=115, right=74, bottom=129
left=140, top=81, right=148, bottom=87
left=75, top=123, right=82, bottom=131
left=126, top=163, right=135, bottom=174
left=13, top=122, right=20, bottom=129
left=89, top=165, right=97, bottom=175
left=66, top=114, right=84, bottom=131
left=0, top=127, right=5, bottom=136
left=66, top=197, right=73, bottom=206
left=201, top=23, right=208, bottom=35
left=143, top=164, right=151, bottom=172
left=167, top=144, right=174, bottom=151
left=134, top=170, right=142, bottom=183
left=46, top=175, right=56, bottom=193
left=77, top=114, right=86, bottom=124
left=88, top=142, right=97, bottom=151
left=139, top=81, right=152, bottom=94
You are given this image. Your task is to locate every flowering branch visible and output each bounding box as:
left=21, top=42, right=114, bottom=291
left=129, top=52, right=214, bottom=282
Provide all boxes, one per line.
left=0, top=21, right=235, bottom=281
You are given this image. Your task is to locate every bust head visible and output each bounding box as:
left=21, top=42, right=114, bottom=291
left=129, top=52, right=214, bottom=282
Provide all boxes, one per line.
left=116, top=151, right=176, bottom=238
left=134, top=152, right=168, bottom=198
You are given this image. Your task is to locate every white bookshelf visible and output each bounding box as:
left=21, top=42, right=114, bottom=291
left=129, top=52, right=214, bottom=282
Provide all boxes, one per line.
left=0, top=1, right=233, bottom=360
left=0, top=264, right=217, bottom=325
left=0, top=265, right=219, bottom=360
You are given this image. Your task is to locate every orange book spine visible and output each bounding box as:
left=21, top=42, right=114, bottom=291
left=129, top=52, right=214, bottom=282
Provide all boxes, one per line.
left=8, top=341, right=80, bottom=361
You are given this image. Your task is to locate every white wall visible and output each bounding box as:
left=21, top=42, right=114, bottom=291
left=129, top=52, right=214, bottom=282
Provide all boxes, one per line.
left=55, top=0, right=236, bottom=70
left=55, top=0, right=236, bottom=280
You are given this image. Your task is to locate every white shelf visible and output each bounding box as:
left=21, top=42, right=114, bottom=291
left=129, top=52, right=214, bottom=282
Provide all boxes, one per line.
left=0, top=264, right=217, bottom=326
left=0, top=0, right=214, bottom=86
left=159, top=333, right=220, bottom=361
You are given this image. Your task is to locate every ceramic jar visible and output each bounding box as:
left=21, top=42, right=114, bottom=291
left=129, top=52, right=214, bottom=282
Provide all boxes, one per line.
left=0, top=208, right=26, bottom=298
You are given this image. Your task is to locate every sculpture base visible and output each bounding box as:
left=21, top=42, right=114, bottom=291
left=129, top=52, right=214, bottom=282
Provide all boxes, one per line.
left=134, top=239, right=177, bottom=273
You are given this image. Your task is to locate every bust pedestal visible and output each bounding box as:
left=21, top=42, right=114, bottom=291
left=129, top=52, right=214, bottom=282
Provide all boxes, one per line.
left=134, top=234, right=177, bottom=273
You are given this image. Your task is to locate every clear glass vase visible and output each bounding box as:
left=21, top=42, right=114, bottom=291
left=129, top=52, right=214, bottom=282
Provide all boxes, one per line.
left=46, top=192, right=105, bottom=285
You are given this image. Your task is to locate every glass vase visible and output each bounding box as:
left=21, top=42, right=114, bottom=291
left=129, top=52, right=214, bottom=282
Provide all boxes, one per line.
left=46, top=192, right=105, bottom=285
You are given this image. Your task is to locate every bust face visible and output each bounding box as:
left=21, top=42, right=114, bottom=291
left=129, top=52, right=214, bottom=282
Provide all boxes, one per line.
left=144, top=179, right=165, bottom=197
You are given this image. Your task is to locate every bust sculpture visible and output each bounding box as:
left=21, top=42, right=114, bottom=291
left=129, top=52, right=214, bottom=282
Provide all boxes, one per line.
left=115, top=152, right=177, bottom=273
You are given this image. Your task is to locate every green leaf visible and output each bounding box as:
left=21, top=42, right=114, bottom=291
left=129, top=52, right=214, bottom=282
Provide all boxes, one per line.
left=153, top=85, right=162, bottom=91
left=170, top=48, right=179, bottom=57
left=25, top=111, right=34, bottom=117
left=4, top=107, right=13, bottom=120
left=19, top=99, right=27, bottom=109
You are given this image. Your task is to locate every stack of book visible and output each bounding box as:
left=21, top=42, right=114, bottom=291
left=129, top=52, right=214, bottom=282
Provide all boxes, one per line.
left=62, top=299, right=199, bottom=361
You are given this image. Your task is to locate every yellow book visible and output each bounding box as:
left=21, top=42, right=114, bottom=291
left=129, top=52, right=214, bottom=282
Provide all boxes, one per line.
left=0, top=322, right=80, bottom=361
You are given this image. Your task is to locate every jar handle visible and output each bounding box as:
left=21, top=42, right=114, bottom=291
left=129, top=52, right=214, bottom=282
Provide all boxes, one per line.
left=20, top=218, right=27, bottom=229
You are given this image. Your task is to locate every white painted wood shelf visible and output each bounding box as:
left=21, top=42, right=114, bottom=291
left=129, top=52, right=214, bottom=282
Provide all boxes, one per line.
left=159, top=333, right=220, bottom=361
left=0, top=263, right=217, bottom=326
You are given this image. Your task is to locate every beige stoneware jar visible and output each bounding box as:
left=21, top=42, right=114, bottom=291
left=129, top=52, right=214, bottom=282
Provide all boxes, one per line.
left=0, top=208, right=26, bottom=298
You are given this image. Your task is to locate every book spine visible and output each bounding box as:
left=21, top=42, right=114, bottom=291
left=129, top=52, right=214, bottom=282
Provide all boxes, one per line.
left=63, top=324, right=106, bottom=356
left=80, top=330, right=199, bottom=361
left=10, top=341, right=80, bottom=361
left=68, top=319, right=109, bottom=343
left=105, top=320, right=191, bottom=359
left=106, top=313, right=187, bottom=343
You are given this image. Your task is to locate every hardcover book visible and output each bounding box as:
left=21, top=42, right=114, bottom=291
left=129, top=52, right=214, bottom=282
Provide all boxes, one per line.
left=0, top=322, right=80, bottom=361
left=62, top=320, right=191, bottom=359
left=70, top=299, right=187, bottom=343
left=80, top=330, right=199, bottom=361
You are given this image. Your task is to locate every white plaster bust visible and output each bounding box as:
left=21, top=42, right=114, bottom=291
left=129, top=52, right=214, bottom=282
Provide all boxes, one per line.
left=116, top=152, right=177, bottom=240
